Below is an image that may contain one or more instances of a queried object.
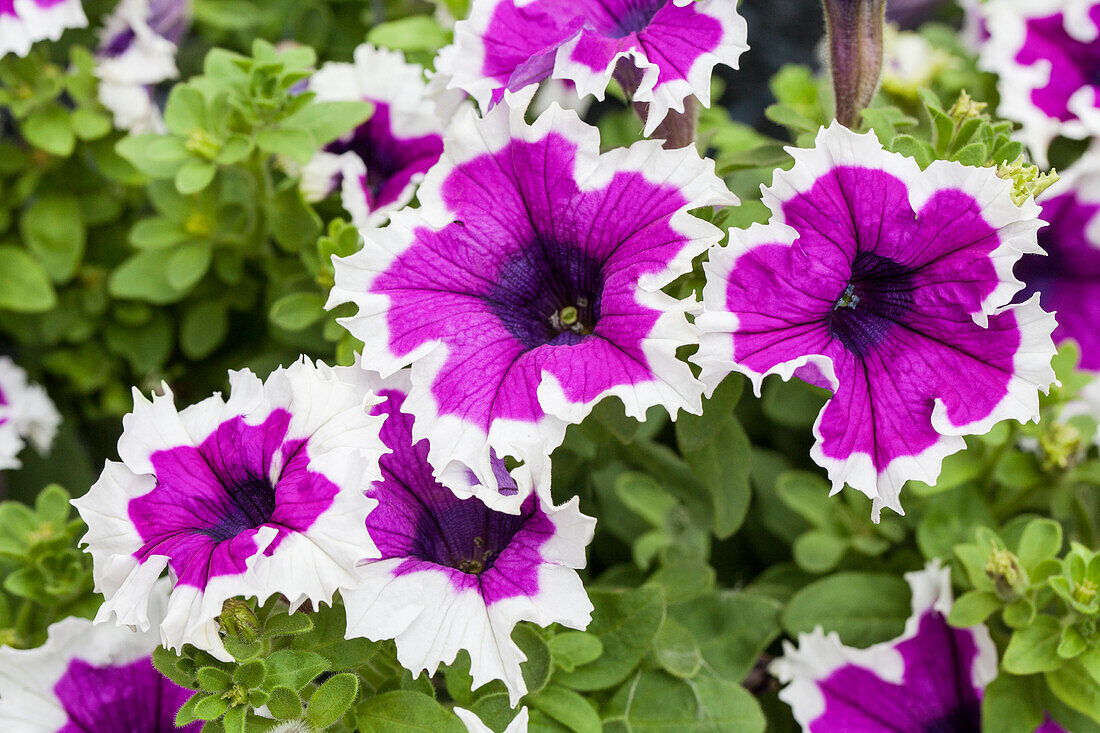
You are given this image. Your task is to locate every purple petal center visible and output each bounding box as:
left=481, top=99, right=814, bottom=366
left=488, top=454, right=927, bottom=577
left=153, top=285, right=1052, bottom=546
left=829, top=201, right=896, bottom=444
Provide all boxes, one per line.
left=598, top=0, right=665, bottom=38
left=487, top=242, right=605, bottom=349
left=54, top=656, right=199, bottom=733
left=828, top=251, right=915, bottom=354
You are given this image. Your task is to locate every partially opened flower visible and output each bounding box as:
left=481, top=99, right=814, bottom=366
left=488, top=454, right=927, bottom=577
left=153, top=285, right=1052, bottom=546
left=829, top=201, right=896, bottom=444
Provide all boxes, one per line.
left=456, top=706, right=530, bottom=733
left=0, top=0, right=86, bottom=58
left=72, top=358, right=386, bottom=661
left=978, top=0, right=1100, bottom=165
left=340, top=371, right=595, bottom=705
left=771, top=561, right=1000, bottom=732
left=302, top=43, right=451, bottom=229
left=328, top=99, right=733, bottom=494
left=1017, top=150, right=1100, bottom=370
left=440, top=0, right=748, bottom=135
left=95, top=0, right=191, bottom=133
left=0, top=356, right=61, bottom=470
left=696, top=124, right=1058, bottom=519
left=0, top=581, right=199, bottom=732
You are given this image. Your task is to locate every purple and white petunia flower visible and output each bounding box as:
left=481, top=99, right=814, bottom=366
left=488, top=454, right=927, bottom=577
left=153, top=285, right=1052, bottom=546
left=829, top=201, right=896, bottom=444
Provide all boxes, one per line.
left=978, top=0, right=1100, bottom=166
left=339, top=370, right=595, bottom=705
left=0, top=0, right=86, bottom=58
left=456, top=706, right=530, bottom=733
left=0, top=581, right=198, bottom=732
left=302, top=43, right=454, bottom=229
left=95, top=0, right=190, bottom=133
left=695, top=123, right=1058, bottom=519
left=1017, top=149, right=1100, bottom=371
left=439, top=0, right=748, bottom=136
left=328, top=98, right=734, bottom=498
left=0, top=355, right=61, bottom=471
left=72, top=358, right=387, bottom=661
left=771, top=561, right=1000, bottom=733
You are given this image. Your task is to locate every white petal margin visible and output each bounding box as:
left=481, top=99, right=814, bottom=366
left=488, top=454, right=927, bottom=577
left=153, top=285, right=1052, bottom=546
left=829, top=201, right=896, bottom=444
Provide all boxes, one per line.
left=73, top=357, right=387, bottom=661
left=455, top=706, right=530, bottom=733
left=95, top=0, right=181, bottom=133
left=443, top=0, right=747, bottom=137
left=695, top=123, right=1056, bottom=520
left=0, top=355, right=61, bottom=464
left=329, top=94, right=734, bottom=501
left=0, top=0, right=86, bottom=59
left=770, top=560, right=998, bottom=730
left=0, top=579, right=173, bottom=732
left=302, top=43, right=460, bottom=228
left=979, top=0, right=1100, bottom=167
left=342, top=494, right=596, bottom=706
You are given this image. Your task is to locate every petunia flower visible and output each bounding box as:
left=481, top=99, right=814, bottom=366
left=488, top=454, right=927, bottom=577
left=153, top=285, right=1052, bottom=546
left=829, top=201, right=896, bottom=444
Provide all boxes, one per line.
left=695, top=123, right=1058, bottom=519
left=339, top=370, right=595, bottom=705
left=771, top=561, right=1000, bottom=732
left=72, top=358, right=387, bottom=661
left=95, top=0, right=190, bottom=133
left=978, top=0, right=1100, bottom=166
left=0, top=0, right=86, bottom=58
left=1016, top=149, right=1100, bottom=371
left=456, top=706, right=530, bottom=733
left=301, top=43, right=452, bottom=229
left=328, top=98, right=733, bottom=497
left=439, top=0, right=748, bottom=136
left=0, top=581, right=199, bottom=732
left=0, top=355, right=61, bottom=470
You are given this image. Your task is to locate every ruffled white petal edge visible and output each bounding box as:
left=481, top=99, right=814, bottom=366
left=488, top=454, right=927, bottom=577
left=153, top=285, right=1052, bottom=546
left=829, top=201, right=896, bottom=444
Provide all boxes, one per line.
left=303, top=43, right=462, bottom=229
left=0, top=0, right=86, bottom=59
left=0, top=579, right=171, bottom=733
left=342, top=494, right=595, bottom=706
left=444, top=0, right=747, bottom=137
left=455, top=706, right=530, bottom=733
left=0, top=356, right=61, bottom=461
left=72, top=357, right=386, bottom=661
left=695, top=123, right=1056, bottom=519
left=770, top=560, right=999, bottom=730
left=329, top=94, right=734, bottom=501
left=978, top=0, right=1100, bottom=167
left=97, top=81, right=166, bottom=133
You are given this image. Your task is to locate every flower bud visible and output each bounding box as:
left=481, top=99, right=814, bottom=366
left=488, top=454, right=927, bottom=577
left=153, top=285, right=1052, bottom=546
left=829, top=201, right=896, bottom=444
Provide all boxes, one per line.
left=985, top=548, right=1028, bottom=601
left=823, top=0, right=886, bottom=128
left=218, top=598, right=259, bottom=643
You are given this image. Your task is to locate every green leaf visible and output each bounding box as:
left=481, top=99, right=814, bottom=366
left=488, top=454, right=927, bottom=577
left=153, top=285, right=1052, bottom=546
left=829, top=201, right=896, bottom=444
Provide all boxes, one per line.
left=761, top=378, right=827, bottom=429
left=70, top=107, right=113, bottom=140
left=366, top=17, right=450, bottom=53
left=269, top=292, right=326, bottom=331
left=614, top=472, right=676, bottom=528
left=889, top=134, right=934, bottom=169
left=221, top=705, right=246, bottom=733
left=793, top=530, right=848, bottom=574
left=285, top=100, right=373, bottom=147
left=197, top=667, right=231, bottom=693
left=263, top=650, right=328, bottom=692
left=176, top=693, right=202, bottom=727
left=19, top=193, right=85, bottom=283
left=675, top=591, right=782, bottom=683
left=548, top=631, right=603, bottom=672
left=109, top=249, right=188, bottom=304
left=0, top=246, right=57, bottom=312
left=306, top=673, right=358, bottom=729
left=556, top=586, right=665, bottom=691
left=264, top=610, right=314, bottom=637
left=22, top=106, right=76, bottom=156
left=167, top=242, right=213, bottom=291
left=652, top=617, right=703, bottom=678
left=116, top=134, right=189, bottom=178
left=603, top=671, right=765, bottom=733
left=953, top=142, right=989, bottom=167
left=514, top=624, right=552, bottom=697
left=775, top=470, right=832, bottom=528
left=176, top=159, right=218, bottom=195
left=529, top=686, right=601, bottom=733
left=1047, top=660, right=1100, bottom=725
left=192, top=693, right=229, bottom=721
left=981, top=672, right=1046, bottom=733
left=164, top=85, right=207, bottom=135
left=180, top=300, right=229, bottom=359
left=1003, top=616, right=1064, bottom=675
left=1017, top=519, right=1063, bottom=572
left=681, top=417, right=752, bottom=538
left=782, top=572, right=910, bottom=647
left=266, top=686, right=302, bottom=719
left=674, top=376, right=743, bottom=453
left=255, top=128, right=316, bottom=164
left=948, top=590, right=1002, bottom=628
left=267, top=185, right=322, bottom=252
left=765, top=103, right=819, bottom=134
left=232, top=660, right=265, bottom=689
left=129, top=218, right=189, bottom=250
left=356, top=691, right=464, bottom=733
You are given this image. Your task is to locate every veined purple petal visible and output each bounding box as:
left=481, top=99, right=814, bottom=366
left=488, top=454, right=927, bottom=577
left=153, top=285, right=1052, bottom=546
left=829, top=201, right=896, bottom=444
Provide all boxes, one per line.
left=55, top=657, right=198, bottom=733
left=697, top=124, right=1057, bottom=518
